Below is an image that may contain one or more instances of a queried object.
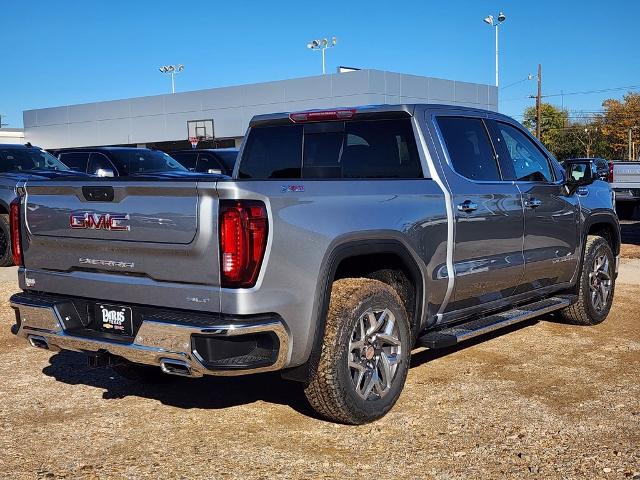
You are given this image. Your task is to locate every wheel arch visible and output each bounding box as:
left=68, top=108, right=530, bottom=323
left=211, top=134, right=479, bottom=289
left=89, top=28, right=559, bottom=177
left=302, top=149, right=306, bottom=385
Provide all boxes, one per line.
left=567, top=212, right=621, bottom=294
left=281, top=235, right=426, bottom=383
left=584, top=213, right=620, bottom=256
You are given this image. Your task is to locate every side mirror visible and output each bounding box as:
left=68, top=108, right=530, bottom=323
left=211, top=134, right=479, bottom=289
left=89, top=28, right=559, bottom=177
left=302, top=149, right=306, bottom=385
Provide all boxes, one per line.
left=564, top=159, right=595, bottom=192
left=95, top=168, right=115, bottom=178
left=207, top=168, right=222, bottom=174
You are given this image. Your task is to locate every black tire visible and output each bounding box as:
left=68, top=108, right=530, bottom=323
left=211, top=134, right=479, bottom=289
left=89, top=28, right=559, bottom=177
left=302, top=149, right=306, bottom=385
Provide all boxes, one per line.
left=304, top=278, right=411, bottom=424
left=616, top=203, right=636, bottom=220
left=557, top=235, right=615, bottom=325
left=0, top=214, right=13, bottom=267
left=111, top=362, right=176, bottom=384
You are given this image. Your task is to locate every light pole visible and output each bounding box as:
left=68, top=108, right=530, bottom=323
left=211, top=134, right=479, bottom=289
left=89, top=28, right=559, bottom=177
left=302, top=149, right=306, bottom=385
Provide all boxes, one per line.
left=307, top=37, right=337, bottom=75
left=483, top=12, right=506, bottom=87
left=159, top=64, right=184, bottom=94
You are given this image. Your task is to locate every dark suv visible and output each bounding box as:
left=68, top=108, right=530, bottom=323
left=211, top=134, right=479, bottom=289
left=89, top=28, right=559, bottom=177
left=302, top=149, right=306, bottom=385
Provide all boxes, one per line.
left=169, top=148, right=238, bottom=175
left=55, top=147, right=188, bottom=177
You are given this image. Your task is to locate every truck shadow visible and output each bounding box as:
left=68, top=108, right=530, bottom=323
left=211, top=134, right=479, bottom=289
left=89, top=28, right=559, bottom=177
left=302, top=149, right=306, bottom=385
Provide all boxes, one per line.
left=41, top=320, right=539, bottom=417
left=42, top=351, right=319, bottom=418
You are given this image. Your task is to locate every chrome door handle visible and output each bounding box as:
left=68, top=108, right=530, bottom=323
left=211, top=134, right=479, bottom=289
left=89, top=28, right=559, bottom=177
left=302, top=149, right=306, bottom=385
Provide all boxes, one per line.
left=525, top=198, right=542, bottom=209
left=457, top=200, right=479, bottom=213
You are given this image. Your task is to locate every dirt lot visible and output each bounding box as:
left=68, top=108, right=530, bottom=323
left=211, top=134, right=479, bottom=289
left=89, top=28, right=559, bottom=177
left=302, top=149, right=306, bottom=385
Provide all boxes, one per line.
left=1, top=225, right=639, bottom=479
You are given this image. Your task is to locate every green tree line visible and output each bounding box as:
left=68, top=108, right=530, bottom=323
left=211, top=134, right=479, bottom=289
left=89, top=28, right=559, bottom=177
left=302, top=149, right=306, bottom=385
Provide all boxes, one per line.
left=522, top=92, right=640, bottom=160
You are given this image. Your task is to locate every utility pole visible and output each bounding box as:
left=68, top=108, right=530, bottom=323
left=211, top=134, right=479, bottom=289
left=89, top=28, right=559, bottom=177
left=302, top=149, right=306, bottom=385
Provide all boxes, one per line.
left=535, top=64, right=542, bottom=140
left=629, top=128, right=633, bottom=160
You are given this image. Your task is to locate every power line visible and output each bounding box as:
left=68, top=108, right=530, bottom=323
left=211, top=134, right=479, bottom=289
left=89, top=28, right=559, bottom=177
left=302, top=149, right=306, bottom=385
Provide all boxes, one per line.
left=502, top=83, right=640, bottom=103
left=500, top=75, right=533, bottom=90
left=539, top=84, right=640, bottom=98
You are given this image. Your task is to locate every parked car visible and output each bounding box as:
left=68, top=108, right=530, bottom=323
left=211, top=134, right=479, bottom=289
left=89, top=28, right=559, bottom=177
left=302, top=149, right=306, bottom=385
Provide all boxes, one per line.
left=561, top=157, right=609, bottom=181
left=11, top=105, right=619, bottom=424
left=0, top=143, right=85, bottom=266
left=55, top=147, right=188, bottom=177
left=608, top=160, right=640, bottom=219
left=169, top=148, right=239, bottom=175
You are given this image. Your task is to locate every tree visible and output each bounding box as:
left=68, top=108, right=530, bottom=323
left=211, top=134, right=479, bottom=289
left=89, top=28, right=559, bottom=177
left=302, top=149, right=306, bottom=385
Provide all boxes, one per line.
left=522, top=103, right=569, bottom=154
left=522, top=103, right=583, bottom=159
left=600, top=92, right=640, bottom=160
left=519, top=97, right=639, bottom=160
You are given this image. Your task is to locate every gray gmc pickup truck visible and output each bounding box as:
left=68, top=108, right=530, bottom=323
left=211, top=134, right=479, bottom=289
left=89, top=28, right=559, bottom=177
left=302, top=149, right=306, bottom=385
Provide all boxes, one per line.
left=10, top=104, right=620, bottom=424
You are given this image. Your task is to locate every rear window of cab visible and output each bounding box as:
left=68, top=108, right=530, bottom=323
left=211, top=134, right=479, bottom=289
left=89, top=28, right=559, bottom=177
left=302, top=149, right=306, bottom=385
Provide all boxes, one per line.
left=238, top=119, right=423, bottom=180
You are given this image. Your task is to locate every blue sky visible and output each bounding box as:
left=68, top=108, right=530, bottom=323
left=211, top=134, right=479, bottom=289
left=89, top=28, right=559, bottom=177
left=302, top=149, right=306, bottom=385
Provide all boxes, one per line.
left=1, top=0, right=638, bottom=127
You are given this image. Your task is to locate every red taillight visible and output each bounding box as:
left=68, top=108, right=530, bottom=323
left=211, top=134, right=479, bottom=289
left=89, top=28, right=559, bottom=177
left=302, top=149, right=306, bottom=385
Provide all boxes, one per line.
left=219, top=200, right=268, bottom=288
left=289, top=109, right=356, bottom=123
left=608, top=161, right=614, bottom=183
left=10, top=198, right=23, bottom=266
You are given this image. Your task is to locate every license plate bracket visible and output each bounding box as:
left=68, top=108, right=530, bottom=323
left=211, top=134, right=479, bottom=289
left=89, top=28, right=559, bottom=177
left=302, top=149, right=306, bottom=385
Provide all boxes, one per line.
left=94, top=303, right=133, bottom=336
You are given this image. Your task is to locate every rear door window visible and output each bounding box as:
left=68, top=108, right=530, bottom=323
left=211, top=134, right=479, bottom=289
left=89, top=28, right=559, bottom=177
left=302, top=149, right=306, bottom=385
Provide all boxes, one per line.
left=88, top=153, right=117, bottom=176
left=58, top=152, right=90, bottom=172
left=238, top=119, right=422, bottom=179
left=436, top=117, right=501, bottom=181
left=170, top=152, right=197, bottom=170
left=197, top=152, right=225, bottom=173
left=110, top=149, right=187, bottom=174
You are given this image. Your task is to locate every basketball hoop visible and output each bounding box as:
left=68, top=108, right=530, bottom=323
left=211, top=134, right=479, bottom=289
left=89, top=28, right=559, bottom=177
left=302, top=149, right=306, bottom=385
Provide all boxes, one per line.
left=187, top=119, right=214, bottom=149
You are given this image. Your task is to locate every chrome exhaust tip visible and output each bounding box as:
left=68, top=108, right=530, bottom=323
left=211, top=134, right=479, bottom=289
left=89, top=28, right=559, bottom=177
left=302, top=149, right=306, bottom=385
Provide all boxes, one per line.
left=28, top=335, right=49, bottom=350
left=159, top=358, right=193, bottom=377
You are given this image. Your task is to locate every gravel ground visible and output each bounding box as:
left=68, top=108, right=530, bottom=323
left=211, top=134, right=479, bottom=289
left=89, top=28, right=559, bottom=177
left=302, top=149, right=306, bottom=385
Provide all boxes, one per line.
left=0, top=260, right=638, bottom=479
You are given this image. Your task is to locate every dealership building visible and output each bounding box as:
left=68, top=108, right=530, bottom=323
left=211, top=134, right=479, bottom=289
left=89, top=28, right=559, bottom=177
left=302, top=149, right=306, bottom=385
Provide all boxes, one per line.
left=22, top=69, right=498, bottom=150
left=0, top=128, right=25, bottom=144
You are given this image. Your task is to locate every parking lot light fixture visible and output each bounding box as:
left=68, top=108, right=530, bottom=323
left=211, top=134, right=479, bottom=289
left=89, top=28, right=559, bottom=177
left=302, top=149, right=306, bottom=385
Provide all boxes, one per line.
left=307, top=36, right=337, bottom=75
left=159, top=64, right=185, bottom=94
left=483, top=12, right=506, bottom=87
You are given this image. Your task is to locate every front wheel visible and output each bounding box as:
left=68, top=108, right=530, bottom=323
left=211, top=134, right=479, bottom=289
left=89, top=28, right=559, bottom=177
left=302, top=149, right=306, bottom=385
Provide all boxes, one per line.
left=304, top=278, right=411, bottom=424
left=557, top=235, right=615, bottom=325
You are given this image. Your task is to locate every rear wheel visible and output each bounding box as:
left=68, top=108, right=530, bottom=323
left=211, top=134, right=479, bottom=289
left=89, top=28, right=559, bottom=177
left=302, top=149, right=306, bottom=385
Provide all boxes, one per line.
left=304, top=278, right=411, bottom=424
left=557, top=235, right=615, bottom=325
left=0, top=214, right=13, bottom=267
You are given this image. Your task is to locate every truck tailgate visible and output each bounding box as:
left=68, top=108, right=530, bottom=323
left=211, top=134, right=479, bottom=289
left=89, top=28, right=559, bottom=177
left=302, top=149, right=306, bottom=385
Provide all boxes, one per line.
left=612, top=162, right=640, bottom=188
left=21, top=179, right=221, bottom=311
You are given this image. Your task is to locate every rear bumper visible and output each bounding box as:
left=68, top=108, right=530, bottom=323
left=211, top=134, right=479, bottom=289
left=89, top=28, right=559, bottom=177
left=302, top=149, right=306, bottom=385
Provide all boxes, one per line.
left=10, top=292, right=291, bottom=377
left=613, top=188, right=640, bottom=202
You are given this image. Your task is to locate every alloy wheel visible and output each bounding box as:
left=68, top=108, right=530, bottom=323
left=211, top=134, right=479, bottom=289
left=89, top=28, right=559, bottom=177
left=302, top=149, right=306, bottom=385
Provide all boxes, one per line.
left=589, top=253, right=611, bottom=312
left=347, top=307, right=402, bottom=401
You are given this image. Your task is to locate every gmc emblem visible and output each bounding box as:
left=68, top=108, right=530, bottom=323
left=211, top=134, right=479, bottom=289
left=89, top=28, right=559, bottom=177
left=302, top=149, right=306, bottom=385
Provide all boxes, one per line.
left=69, top=212, right=130, bottom=231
